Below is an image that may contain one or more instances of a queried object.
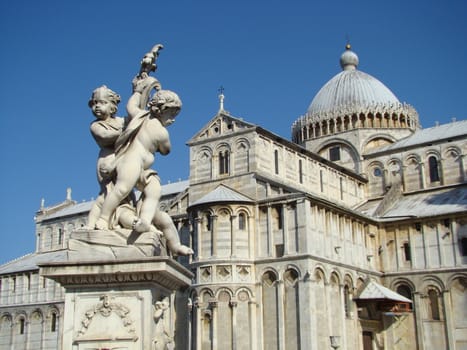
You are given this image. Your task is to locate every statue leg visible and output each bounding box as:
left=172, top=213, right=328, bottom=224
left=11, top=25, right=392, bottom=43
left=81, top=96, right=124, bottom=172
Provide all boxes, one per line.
left=153, top=210, right=193, bottom=256
left=95, top=160, right=141, bottom=230
left=134, top=177, right=161, bottom=233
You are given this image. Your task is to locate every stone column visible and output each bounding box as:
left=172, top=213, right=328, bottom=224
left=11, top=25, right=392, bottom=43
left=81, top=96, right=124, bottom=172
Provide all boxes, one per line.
left=194, top=298, right=202, bottom=350
left=195, top=216, right=202, bottom=260
left=419, top=162, right=426, bottom=189
left=339, top=283, right=348, bottom=350
left=211, top=215, right=218, bottom=257
left=412, top=292, right=425, bottom=349
left=267, top=205, right=273, bottom=257
left=230, top=299, right=238, bottom=350
left=436, top=223, right=445, bottom=267
left=249, top=298, right=257, bottom=350
left=282, top=204, right=289, bottom=255
left=276, top=280, right=285, bottom=350
left=421, top=224, right=430, bottom=268
left=231, top=215, right=237, bottom=257
left=209, top=300, right=218, bottom=350
left=248, top=214, right=254, bottom=259
left=442, top=290, right=455, bottom=349
left=299, top=273, right=316, bottom=349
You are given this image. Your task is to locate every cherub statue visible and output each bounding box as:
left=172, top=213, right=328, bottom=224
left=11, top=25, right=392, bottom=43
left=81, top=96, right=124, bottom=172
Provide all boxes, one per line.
left=87, top=85, right=129, bottom=228
left=93, top=77, right=192, bottom=256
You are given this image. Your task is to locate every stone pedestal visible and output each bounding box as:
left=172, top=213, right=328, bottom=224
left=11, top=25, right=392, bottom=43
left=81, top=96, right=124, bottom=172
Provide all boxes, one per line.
left=40, top=257, right=193, bottom=350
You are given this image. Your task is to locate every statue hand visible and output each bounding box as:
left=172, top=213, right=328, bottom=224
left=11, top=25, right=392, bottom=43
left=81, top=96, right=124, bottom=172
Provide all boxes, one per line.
left=132, top=76, right=161, bottom=94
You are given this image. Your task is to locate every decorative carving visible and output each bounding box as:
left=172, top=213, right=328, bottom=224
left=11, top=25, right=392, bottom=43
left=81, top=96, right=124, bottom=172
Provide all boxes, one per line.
left=152, top=297, right=174, bottom=350
left=77, top=295, right=137, bottom=340
left=237, top=265, right=250, bottom=280
left=200, top=266, right=212, bottom=281
left=217, top=265, right=231, bottom=280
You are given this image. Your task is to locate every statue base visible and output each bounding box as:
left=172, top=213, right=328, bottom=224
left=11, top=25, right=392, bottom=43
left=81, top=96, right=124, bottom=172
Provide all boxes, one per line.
left=40, top=232, right=193, bottom=350
left=68, top=228, right=168, bottom=259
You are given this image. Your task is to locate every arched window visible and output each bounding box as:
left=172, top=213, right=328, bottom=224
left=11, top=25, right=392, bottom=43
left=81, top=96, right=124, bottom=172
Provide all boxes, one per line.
left=396, top=284, right=413, bottom=310
left=428, top=289, right=440, bottom=320
left=19, top=318, right=25, bottom=334
left=238, top=213, right=246, bottom=230
left=219, top=150, right=230, bottom=175
left=205, top=213, right=212, bottom=231
left=51, top=313, right=57, bottom=332
left=428, top=156, right=440, bottom=182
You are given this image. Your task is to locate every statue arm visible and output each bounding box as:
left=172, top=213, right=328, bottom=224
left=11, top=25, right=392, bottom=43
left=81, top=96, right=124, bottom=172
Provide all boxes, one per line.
left=126, top=92, right=144, bottom=120
left=90, top=122, right=122, bottom=147
left=158, top=129, right=171, bottom=155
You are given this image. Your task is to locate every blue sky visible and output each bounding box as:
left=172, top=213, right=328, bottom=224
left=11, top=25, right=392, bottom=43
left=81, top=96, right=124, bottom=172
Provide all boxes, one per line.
left=0, top=0, right=466, bottom=265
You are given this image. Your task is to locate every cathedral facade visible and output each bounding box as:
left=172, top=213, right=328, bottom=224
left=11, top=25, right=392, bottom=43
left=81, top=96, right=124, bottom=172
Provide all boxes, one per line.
left=1, top=46, right=466, bottom=349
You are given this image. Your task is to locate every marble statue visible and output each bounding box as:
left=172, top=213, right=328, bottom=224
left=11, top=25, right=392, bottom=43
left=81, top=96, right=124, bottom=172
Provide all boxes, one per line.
left=88, top=45, right=192, bottom=256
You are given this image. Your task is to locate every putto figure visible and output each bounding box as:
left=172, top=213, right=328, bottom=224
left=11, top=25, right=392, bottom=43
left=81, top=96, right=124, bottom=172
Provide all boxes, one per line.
left=87, top=85, right=127, bottom=229
left=89, top=45, right=192, bottom=256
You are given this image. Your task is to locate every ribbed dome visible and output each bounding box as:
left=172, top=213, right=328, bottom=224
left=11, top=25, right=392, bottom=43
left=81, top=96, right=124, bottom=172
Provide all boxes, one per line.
left=291, top=45, right=419, bottom=145
left=307, top=46, right=400, bottom=115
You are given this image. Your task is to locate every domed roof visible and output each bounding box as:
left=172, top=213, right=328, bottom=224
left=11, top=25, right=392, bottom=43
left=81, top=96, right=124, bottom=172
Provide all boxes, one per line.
left=307, top=45, right=400, bottom=115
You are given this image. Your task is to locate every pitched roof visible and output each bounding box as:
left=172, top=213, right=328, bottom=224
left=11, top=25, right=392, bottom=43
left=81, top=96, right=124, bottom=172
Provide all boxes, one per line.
left=368, top=119, right=467, bottom=154
left=357, top=186, right=467, bottom=219
left=0, top=250, right=68, bottom=274
left=355, top=280, right=412, bottom=303
left=190, top=184, right=253, bottom=207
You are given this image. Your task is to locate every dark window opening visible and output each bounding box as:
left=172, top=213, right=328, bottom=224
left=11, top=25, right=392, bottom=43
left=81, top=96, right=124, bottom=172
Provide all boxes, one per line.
left=51, top=313, right=57, bottom=332
left=219, top=151, right=230, bottom=175
left=460, top=237, right=467, bottom=256
left=275, top=244, right=284, bottom=257
left=428, top=289, right=440, bottom=320
left=403, top=242, right=411, bottom=261
left=205, top=214, right=212, bottom=231
left=274, top=150, right=279, bottom=174
left=276, top=206, right=283, bottom=230
left=299, top=160, right=303, bottom=184
left=396, top=285, right=413, bottom=310
left=428, top=156, right=440, bottom=182
left=329, top=146, right=341, bottom=161
left=19, top=318, right=25, bottom=334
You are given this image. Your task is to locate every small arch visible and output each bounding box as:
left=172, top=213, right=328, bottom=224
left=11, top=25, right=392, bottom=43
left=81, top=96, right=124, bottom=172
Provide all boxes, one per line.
left=421, top=275, right=446, bottom=291
left=313, top=266, right=327, bottom=283
left=283, top=268, right=299, bottom=286
left=261, top=270, right=278, bottom=287
left=216, top=288, right=234, bottom=301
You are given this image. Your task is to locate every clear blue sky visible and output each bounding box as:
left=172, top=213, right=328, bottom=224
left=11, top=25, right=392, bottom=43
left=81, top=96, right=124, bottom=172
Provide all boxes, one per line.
left=0, top=0, right=466, bottom=265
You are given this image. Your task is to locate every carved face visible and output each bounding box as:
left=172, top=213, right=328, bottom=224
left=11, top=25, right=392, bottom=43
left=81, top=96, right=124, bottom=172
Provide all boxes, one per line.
left=90, top=99, right=114, bottom=120
left=159, top=107, right=180, bottom=126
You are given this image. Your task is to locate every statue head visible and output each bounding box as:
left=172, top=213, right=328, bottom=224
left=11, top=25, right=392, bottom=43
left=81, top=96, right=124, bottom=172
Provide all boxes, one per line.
left=88, top=85, right=121, bottom=116
left=147, top=90, right=182, bottom=126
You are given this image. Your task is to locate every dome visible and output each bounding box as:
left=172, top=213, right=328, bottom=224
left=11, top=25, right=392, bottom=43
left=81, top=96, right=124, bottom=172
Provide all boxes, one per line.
left=307, top=46, right=400, bottom=115
left=291, top=45, right=419, bottom=145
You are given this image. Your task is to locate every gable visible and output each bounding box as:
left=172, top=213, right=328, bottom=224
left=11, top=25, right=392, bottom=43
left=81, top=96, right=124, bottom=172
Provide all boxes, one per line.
left=187, top=111, right=256, bottom=144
